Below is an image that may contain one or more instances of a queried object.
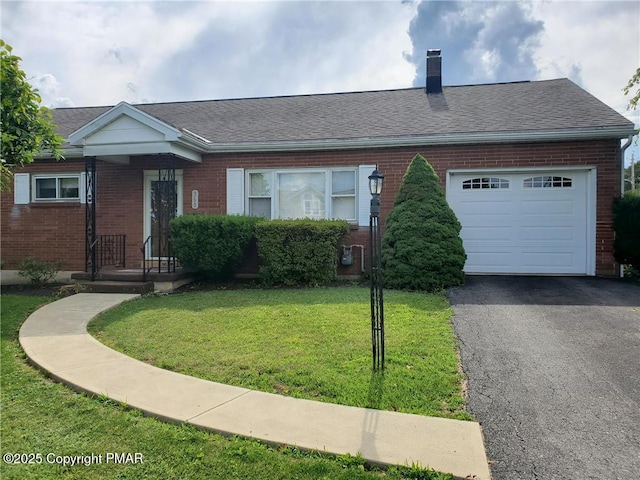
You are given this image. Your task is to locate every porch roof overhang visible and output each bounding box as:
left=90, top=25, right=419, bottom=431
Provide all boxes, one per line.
left=67, top=102, right=205, bottom=163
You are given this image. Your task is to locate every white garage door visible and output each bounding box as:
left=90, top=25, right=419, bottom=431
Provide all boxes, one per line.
left=447, top=170, right=594, bottom=275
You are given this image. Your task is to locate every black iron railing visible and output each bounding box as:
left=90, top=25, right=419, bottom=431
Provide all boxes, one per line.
left=97, top=235, right=126, bottom=269
left=86, top=234, right=126, bottom=281
left=141, top=235, right=176, bottom=282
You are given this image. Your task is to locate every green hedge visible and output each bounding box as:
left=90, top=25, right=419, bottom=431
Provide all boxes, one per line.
left=613, top=191, right=640, bottom=270
left=256, top=219, right=350, bottom=286
left=170, top=214, right=262, bottom=281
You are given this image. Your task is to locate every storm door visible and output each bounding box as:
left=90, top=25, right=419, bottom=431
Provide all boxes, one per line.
left=144, top=169, right=183, bottom=259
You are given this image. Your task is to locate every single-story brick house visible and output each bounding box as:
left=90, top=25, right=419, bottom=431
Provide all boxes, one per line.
left=1, top=51, right=635, bottom=279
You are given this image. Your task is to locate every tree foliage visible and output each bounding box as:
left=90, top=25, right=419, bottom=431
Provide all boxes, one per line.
left=612, top=191, right=640, bottom=271
left=382, top=154, right=466, bottom=291
left=0, top=40, right=64, bottom=191
left=624, top=67, right=640, bottom=111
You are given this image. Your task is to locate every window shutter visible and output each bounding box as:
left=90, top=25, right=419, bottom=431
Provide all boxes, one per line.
left=80, top=172, right=95, bottom=204
left=14, top=173, right=30, bottom=204
left=226, top=168, right=244, bottom=214
left=80, top=172, right=87, bottom=204
left=358, top=165, right=376, bottom=226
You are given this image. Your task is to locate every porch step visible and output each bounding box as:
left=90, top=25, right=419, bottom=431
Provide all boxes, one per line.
left=78, top=281, right=154, bottom=295
left=71, top=269, right=192, bottom=283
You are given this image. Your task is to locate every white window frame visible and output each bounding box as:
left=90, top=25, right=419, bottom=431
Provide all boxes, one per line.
left=32, top=174, right=82, bottom=202
left=245, top=167, right=358, bottom=222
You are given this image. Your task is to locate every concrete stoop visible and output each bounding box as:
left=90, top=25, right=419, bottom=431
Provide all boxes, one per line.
left=77, top=280, right=154, bottom=295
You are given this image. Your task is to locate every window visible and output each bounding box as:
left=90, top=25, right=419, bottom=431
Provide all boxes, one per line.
left=33, top=175, right=80, bottom=201
left=523, top=176, right=572, bottom=188
left=248, top=172, right=272, bottom=218
left=462, top=177, right=510, bottom=189
left=246, top=168, right=357, bottom=221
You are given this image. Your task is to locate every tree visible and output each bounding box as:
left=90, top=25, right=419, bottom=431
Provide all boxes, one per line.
left=0, top=40, right=64, bottom=191
left=623, top=67, right=640, bottom=111
left=382, top=153, right=466, bottom=291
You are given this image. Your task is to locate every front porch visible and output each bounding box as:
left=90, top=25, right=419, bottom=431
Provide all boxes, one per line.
left=66, top=101, right=206, bottom=293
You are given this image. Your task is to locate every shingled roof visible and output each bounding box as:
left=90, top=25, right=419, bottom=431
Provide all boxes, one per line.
left=52, top=78, right=634, bottom=150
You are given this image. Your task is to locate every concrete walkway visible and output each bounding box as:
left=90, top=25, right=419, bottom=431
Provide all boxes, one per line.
left=19, top=293, right=491, bottom=480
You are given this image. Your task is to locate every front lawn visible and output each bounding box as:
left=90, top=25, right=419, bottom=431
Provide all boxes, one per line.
left=1, top=294, right=452, bottom=479
left=89, top=286, right=470, bottom=420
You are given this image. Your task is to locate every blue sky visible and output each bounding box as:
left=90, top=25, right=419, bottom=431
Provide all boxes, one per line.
left=2, top=0, right=639, bottom=163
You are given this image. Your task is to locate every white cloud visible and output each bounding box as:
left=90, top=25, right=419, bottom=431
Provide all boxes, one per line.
left=532, top=1, right=639, bottom=124
left=1, top=0, right=637, bottom=165
left=1, top=1, right=415, bottom=106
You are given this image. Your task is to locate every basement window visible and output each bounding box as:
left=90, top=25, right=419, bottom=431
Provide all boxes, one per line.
left=523, top=176, right=572, bottom=188
left=33, top=174, right=80, bottom=201
left=462, top=177, right=510, bottom=189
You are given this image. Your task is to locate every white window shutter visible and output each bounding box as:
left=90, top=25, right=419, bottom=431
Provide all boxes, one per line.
left=80, top=172, right=95, bottom=204
left=226, top=168, right=245, bottom=214
left=358, top=165, right=376, bottom=226
left=80, top=172, right=87, bottom=204
left=14, top=173, right=30, bottom=204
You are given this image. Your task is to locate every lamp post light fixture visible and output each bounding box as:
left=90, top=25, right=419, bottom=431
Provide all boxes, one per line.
left=368, top=168, right=385, bottom=370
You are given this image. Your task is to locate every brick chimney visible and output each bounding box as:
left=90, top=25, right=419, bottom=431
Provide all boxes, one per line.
left=426, top=49, right=442, bottom=94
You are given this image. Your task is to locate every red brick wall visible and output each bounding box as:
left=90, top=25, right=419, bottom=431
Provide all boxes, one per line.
left=0, top=139, right=622, bottom=276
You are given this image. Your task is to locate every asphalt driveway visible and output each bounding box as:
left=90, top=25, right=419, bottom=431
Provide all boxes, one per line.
left=448, top=276, right=640, bottom=480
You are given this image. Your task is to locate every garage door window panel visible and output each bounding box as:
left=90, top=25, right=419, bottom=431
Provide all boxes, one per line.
left=523, top=176, right=572, bottom=189
left=462, top=177, right=510, bottom=189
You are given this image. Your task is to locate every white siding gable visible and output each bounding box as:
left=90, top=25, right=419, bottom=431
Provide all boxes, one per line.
left=85, top=115, right=166, bottom=145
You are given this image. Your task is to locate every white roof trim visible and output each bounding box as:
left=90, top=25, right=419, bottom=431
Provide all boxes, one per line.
left=54, top=124, right=633, bottom=159
left=68, top=102, right=182, bottom=146
left=201, top=126, right=635, bottom=153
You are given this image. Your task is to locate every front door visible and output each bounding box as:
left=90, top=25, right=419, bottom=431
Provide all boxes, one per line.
left=144, top=170, right=183, bottom=259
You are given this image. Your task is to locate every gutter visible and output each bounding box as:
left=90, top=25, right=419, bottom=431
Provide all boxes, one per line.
left=199, top=126, right=636, bottom=154
left=620, top=135, right=635, bottom=195
left=618, top=134, right=635, bottom=278
left=47, top=126, right=636, bottom=159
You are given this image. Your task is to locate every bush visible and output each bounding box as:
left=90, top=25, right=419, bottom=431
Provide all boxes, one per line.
left=256, top=219, right=349, bottom=286
left=170, top=214, right=262, bottom=281
left=382, top=154, right=466, bottom=291
left=18, top=256, right=63, bottom=286
left=613, top=191, right=640, bottom=271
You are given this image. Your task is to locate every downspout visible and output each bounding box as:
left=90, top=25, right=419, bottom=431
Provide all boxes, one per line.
left=618, top=135, right=634, bottom=278
left=620, top=135, right=634, bottom=195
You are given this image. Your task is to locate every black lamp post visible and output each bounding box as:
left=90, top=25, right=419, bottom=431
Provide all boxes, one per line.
left=369, top=168, right=385, bottom=370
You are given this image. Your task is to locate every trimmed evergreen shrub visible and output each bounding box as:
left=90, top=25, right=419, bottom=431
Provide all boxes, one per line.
left=382, top=153, right=466, bottom=291
left=170, top=214, right=262, bottom=281
left=613, top=191, right=640, bottom=271
left=256, top=219, right=349, bottom=286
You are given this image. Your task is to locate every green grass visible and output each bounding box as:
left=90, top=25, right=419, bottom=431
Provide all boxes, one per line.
left=1, top=294, right=452, bottom=480
left=89, top=286, right=470, bottom=420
